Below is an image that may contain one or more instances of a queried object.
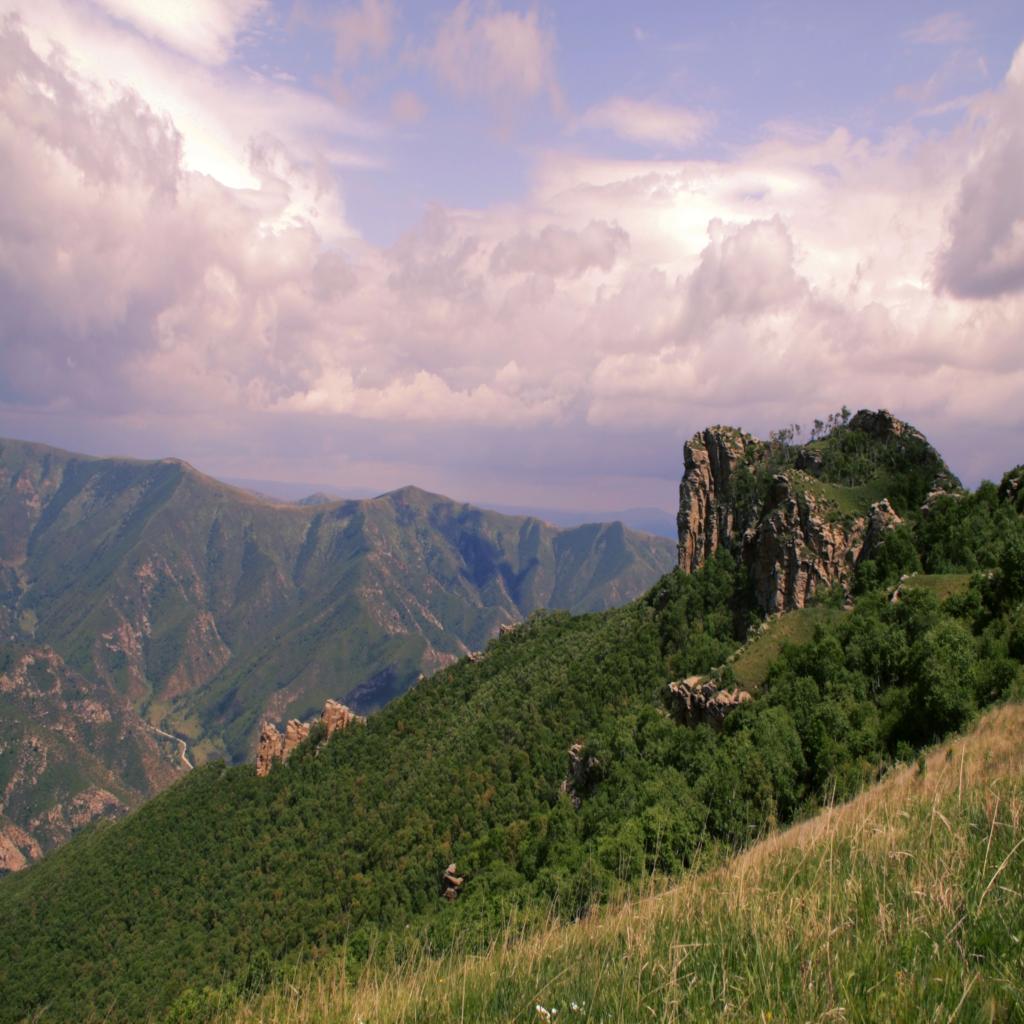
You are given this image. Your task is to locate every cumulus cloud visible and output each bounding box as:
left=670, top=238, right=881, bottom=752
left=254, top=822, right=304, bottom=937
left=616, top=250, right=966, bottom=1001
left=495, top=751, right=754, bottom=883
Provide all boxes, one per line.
left=684, top=217, right=807, bottom=327
left=936, top=44, right=1024, bottom=298
left=577, top=97, right=712, bottom=149
left=490, top=221, right=629, bottom=278
left=426, top=0, right=561, bottom=113
left=2, top=12, right=1024, bottom=502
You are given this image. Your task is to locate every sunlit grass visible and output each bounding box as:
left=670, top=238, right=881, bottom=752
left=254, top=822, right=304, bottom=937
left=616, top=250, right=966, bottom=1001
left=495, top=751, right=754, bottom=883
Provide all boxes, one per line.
left=215, top=703, right=1024, bottom=1024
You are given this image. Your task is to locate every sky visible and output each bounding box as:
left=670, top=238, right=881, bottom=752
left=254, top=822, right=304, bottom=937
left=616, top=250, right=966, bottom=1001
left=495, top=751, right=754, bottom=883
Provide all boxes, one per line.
left=1, top=1, right=1023, bottom=514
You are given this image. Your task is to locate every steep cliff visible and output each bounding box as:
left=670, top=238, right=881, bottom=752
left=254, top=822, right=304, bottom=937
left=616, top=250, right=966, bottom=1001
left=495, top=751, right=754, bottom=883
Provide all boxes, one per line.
left=677, top=409, right=958, bottom=613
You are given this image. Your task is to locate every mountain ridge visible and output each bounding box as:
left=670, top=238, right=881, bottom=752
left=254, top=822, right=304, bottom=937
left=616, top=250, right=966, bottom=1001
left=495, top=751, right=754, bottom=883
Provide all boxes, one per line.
left=0, top=435, right=676, bottom=867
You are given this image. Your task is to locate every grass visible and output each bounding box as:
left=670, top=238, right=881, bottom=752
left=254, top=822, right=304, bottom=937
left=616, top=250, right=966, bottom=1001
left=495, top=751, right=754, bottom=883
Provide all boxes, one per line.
left=796, top=472, right=894, bottom=519
left=730, top=605, right=845, bottom=689
left=213, top=703, right=1024, bottom=1024
left=899, top=573, right=973, bottom=602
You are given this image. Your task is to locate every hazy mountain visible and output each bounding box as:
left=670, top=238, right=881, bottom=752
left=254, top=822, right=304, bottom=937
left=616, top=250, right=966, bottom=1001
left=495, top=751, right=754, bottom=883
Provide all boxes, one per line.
left=0, top=437, right=675, bottom=861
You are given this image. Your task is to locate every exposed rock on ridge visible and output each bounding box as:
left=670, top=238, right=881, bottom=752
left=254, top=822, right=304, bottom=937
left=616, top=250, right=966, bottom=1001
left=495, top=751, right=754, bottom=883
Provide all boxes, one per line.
left=255, top=699, right=364, bottom=776
left=668, top=677, right=751, bottom=728
left=676, top=409, right=952, bottom=613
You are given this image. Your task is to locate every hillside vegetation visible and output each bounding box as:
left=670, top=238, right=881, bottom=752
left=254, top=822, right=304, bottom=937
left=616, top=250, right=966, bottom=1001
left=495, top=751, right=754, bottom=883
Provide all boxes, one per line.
left=1, top=416, right=1022, bottom=1021
left=222, top=701, right=1024, bottom=1023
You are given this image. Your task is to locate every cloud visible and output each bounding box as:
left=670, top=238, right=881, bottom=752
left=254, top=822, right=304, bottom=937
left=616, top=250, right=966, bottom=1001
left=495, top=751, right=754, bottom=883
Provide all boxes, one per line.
left=91, top=0, right=265, bottom=64
left=3, top=13, right=1024, bottom=504
left=684, top=217, right=807, bottom=326
left=936, top=43, right=1024, bottom=298
left=905, top=11, right=972, bottom=46
left=329, top=0, right=394, bottom=66
left=577, top=97, right=712, bottom=149
left=390, top=89, right=426, bottom=124
left=490, top=221, right=629, bottom=278
left=426, top=0, right=561, bottom=113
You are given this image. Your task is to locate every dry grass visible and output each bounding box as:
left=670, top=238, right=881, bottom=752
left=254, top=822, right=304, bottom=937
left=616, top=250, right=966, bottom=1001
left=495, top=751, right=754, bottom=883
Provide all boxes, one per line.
left=220, top=704, right=1024, bottom=1024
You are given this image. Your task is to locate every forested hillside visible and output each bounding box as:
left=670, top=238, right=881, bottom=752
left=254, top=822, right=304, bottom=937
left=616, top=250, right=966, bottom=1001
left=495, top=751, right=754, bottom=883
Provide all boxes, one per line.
left=0, top=424, right=1021, bottom=1022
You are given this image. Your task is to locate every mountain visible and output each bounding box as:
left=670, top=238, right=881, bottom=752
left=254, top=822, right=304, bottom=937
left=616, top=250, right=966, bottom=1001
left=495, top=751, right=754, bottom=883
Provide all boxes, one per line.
left=0, top=437, right=675, bottom=864
left=0, top=409, right=1021, bottom=1022
left=0, top=645, right=184, bottom=872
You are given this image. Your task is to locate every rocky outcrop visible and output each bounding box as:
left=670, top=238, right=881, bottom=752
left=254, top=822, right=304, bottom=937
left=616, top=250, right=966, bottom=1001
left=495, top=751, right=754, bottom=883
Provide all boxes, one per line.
left=668, top=677, right=751, bottom=728
left=677, top=426, right=757, bottom=573
left=560, top=741, right=601, bottom=810
left=255, top=698, right=364, bottom=776
left=441, top=862, right=464, bottom=901
left=676, top=410, right=943, bottom=613
left=0, top=820, right=42, bottom=874
left=745, top=481, right=903, bottom=613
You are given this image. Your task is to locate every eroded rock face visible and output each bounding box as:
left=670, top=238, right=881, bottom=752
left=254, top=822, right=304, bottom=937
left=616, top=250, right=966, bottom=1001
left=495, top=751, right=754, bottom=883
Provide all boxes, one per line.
left=0, top=821, right=42, bottom=874
left=255, top=722, right=284, bottom=777
left=441, top=862, right=464, bottom=901
left=676, top=410, right=937, bottom=613
left=677, top=426, right=757, bottom=573
left=255, top=699, right=364, bottom=776
left=668, top=678, right=751, bottom=729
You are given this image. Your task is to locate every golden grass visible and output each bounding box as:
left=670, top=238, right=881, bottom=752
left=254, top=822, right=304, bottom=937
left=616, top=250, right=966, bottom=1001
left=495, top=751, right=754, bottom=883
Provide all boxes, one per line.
left=220, top=704, right=1024, bottom=1024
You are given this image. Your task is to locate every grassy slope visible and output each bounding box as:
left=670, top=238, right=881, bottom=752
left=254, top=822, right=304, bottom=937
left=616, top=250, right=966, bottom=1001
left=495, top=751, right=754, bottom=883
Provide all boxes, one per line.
left=730, top=606, right=845, bottom=690
left=229, top=702, right=1024, bottom=1024
left=900, top=573, right=973, bottom=602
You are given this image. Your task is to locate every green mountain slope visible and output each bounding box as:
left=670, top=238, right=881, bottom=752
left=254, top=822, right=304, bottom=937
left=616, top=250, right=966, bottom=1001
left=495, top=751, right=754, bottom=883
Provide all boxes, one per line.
left=226, top=701, right=1024, bottom=1023
left=1, top=413, right=1021, bottom=1021
left=0, top=438, right=674, bottom=859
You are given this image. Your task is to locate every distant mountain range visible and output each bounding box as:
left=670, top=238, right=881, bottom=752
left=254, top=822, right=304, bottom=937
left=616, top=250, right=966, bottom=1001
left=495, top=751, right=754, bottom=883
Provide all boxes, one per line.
left=0, top=437, right=676, bottom=866
left=224, top=477, right=679, bottom=538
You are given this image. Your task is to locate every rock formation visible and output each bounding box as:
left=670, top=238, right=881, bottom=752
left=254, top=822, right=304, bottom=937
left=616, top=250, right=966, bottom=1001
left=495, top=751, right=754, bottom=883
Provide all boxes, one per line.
left=441, top=862, right=464, bottom=901
left=255, top=699, right=364, bottom=776
left=677, top=426, right=757, bottom=574
left=321, top=699, right=359, bottom=736
left=560, top=741, right=600, bottom=810
left=676, top=409, right=951, bottom=613
left=668, top=678, right=751, bottom=729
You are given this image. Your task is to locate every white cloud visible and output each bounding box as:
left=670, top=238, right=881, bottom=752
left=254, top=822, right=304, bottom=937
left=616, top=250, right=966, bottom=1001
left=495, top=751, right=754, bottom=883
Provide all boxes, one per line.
left=937, top=42, right=1024, bottom=297
left=577, top=97, right=712, bottom=149
left=426, top=0, right=561, bottom=113
left=3, top=12, right=1024, bottom=498
left=91, top=0, right=265, bottom=64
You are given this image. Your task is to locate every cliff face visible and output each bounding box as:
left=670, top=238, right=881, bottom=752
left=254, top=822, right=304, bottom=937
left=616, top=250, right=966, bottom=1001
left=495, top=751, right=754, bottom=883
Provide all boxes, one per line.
left=677, top=426, right=757, bottom=573
left=677, top=409, right=955, bottom=613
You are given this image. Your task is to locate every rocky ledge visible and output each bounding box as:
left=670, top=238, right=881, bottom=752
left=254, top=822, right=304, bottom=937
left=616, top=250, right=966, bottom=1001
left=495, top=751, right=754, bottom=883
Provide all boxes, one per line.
left=255, top=699, right=364, bottom=776
left=676, top=409, right=957, bottom=613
